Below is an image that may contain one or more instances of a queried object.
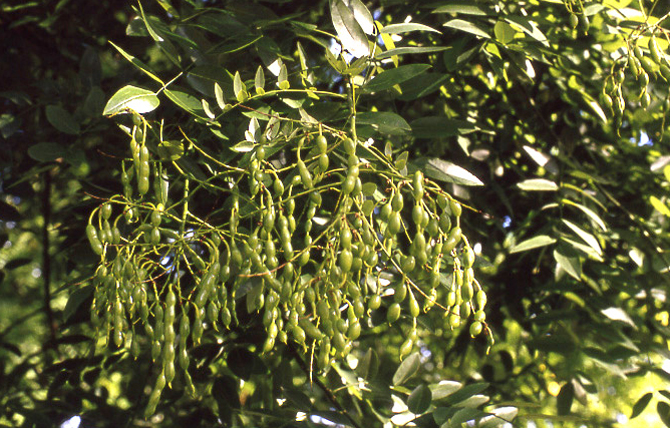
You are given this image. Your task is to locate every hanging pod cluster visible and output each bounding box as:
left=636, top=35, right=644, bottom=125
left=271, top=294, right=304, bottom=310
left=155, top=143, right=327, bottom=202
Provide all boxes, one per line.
left=87, top=83, right=488, bottom=417
left=602, top=31, right=670, bottom=128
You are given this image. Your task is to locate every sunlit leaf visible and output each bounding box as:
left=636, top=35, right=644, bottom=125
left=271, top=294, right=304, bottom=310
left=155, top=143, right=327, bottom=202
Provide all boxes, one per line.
left=509, top=235, right=556, bottom=253
left=561, top=219, right=602, bottom=256
left=443, top=19, right=490, bottom=38
left=517, top=179, right=558, bottom=191
left=330, top=0, right=370, bottom=58
left=418, top=158, right=484, bottom=186
left=380, top=23, right=441, bottom=34
left=103, top=85, right=159, bottom=115
left=554, top=249, right=582, bottom=280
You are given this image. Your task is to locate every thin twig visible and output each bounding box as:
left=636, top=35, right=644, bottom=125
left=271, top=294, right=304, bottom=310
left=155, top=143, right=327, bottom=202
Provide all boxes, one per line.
left=287, top=343, right=364, bottom=428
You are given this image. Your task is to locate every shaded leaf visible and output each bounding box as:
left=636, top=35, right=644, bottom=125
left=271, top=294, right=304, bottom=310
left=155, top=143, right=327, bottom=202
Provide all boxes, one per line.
left=357, top=348, right=379, bottom=380
left=164, top=89, right=207, bottom=118
left=63, top=285, right=93, bottom=322
left=393, top=352, right=420, bottom=386
left=557, top=383, right=574, bottom=415
left=509, top=235, right=556, bottom=253
left=407, top=384, right=432, bottom=414
left=109, top=41, right=163, bottom=85
left=45, top=105, right=80, bottom=135
left=659, top=401, right=670, bottom=428
left=450, top=407, right=488, bottom=426
left=631, top=392, right=653, bottom=419
left=356, top=111, right=410, bottom=135
left=103, top=85, right=159, bottom=115
left=27, top=143, right=66, bottom=163
left=0, top=201, right=21, bottom=222
left=494, top=21, right=517, bottom=44
left=362, top=64, right=431, bottom=93
left=444, top=382, right=489, bottom=406
left=410, top=116, right=477, bottom=138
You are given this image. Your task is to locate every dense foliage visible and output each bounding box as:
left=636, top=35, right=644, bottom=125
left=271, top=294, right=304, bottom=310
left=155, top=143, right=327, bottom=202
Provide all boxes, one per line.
left=4, top=0, right=670, bottom=427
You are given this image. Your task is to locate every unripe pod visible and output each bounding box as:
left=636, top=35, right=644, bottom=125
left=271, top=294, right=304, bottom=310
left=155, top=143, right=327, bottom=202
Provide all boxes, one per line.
left=86, top=225, right=103, bottom=255
left=387, top=302, right=401, bottom=323
left=650, top=35, right=662, bottom=65
left=399, top=337, right=413, bottom=360
left=316, top=135, right=328, bottom=153
left=470, top=321, right=483, bottom=337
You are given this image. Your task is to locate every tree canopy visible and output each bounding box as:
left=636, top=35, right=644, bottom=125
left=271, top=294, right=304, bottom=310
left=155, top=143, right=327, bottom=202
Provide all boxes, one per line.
left=3, top=0, right=670, bottom=427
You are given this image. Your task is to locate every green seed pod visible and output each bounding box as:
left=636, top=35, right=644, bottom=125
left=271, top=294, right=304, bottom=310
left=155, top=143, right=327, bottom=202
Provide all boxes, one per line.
left=439, top=211, right=452, bottom=233
left=151, top=340, right=162, bottom=362
left=394, top=282, right=407, bottom=303
left=273, top=176, right=284, bottom=196
left=343, top=175, right=356, bottom=195
left=599, top=93, right=613, bottom=112
left=641, top=92, right=651, bottom=109
left=400, top=255, right=416, bottom=273
left=318, top=153, right=329, bottom=171
left=342, top=137, right=356, bottom=155
left=316, top=135, right=328, bottom=153
left=641, top=56, right=656, bottom=76
left=388, top=211, right=402, bottom=235
left=475, top=289, right=487, bottom=310
left=629, top=55, right=640, bottom=76
left=86, top=225, right=103, bottom=255
left=300, top=319, right=324, bottom=340
left=408, top=291, right=420, bottom=318
left=138, top=175, right=150, bottom=196
left=391, top=192, right=404, bottom=212
left=579, top=14, right=589, bottom=31
left=368, top=294, right=382, bottom=311
left=474, top=310, right=486, bottom=322
left=399, top=337, right=413, bottom=360
left=443, top=226, right=462, bottom=253
left=650, top=35, right=662, bottom=65
left=437, top=194, right=448, bottom=210
left=446, top=290, right=457, bottom=308
left=661, top=64, right=670, bottom=82
left=297, top=160, right=313, bottom=189
left=449, top=199, right=462, bottom=217
left=463, top=246, right=475, bottom=268
left=460, top=301, right=471, bottom=319
left=470, top=321, right=483, bottom=337
left=387, top=302, right=401, bottom=323
left=101, top=203, right=112, bottom=220
left=347, top=320, right=361, bottom=340
left=569, top=13, right=578, bottom=29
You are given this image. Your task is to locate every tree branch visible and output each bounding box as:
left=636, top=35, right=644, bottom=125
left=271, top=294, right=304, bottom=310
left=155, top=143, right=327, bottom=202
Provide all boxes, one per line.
left=287, top=343, right=364, bottom=428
